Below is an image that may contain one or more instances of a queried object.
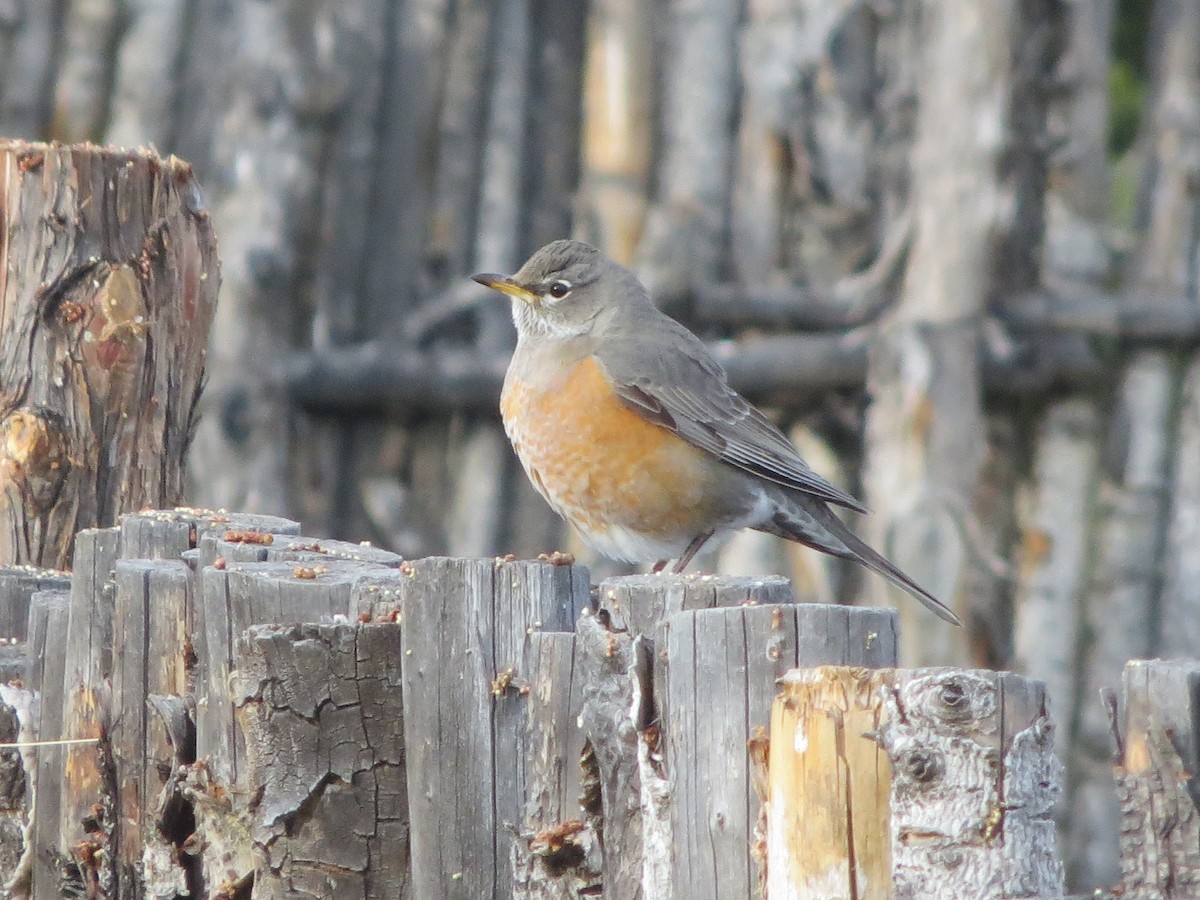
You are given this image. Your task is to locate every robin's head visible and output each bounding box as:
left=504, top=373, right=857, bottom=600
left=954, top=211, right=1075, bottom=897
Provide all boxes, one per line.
left=472, top=240, right=649, bottom=339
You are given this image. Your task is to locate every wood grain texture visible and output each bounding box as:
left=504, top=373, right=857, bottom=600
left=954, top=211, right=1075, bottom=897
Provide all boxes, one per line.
left=110, top=558, right=192, bottom=897
left=664, top=605, right=898, bottom=900
left=879, top=669, right=1063, bottom=899
left=511, top=631, right=601, bottom=898
left=56, top=526, right=119, bottom=893
left=26, top=589, right=74, bottom=897
left=0, top=142, right=219, bottom=569
left=597, top=572, right=793, bottom=638
left=767, top=667, right=893, bottom=900
left=1115, top=660, right=1200, bottom=899
left=235, top=622, right=410, bottom=899
left=0, top=565, right=69, bottom=641
left=399, top=557, right=590, bottom=900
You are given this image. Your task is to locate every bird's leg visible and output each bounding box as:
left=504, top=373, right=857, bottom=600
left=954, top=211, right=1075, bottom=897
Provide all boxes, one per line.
left=652, top=559, right=669, bottom=574
left=671, top=531, right=714, bottom=574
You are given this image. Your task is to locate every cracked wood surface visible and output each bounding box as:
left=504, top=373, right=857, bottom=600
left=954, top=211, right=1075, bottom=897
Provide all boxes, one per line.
left=235, top=622, right=410, bottom=899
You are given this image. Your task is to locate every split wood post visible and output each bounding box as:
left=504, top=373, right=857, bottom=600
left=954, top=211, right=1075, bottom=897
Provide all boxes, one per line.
left=234, top=622, right=410, bottom=899
left=56, top=525, right=120, bottom=893
left=575, top=574, right=805, bottom=900
left=661, top=604, right=898, bottom=900
left=195, top=558, right=390, bottom=791
left=398, top=557, right=590, bottom=900
left=0, top=141, right=219, bottom=569
left=110, top=558, right=193, bottom=897
left=511, top=631, right=600, bottom=899
left=1113, top=659, right=1200, bottom=898
left=0, top=566, right=70, bottom=642
left=26, top=589, right=72, bottom=897
left=768, top=667, right=1062, bottom=899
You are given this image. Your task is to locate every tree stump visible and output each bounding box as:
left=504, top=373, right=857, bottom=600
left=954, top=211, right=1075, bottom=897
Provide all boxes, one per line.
left=0, top=141, right=219, bottom=569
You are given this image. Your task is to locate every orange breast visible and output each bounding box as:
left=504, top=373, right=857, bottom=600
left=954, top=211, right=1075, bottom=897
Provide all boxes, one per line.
left=501, top=355, right=729, bottom=541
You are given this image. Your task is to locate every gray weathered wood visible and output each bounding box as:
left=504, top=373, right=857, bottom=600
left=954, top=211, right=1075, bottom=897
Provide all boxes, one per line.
left=1162, top=359, right=1200, bottom=657
left=111, top=558, right=192, bottom=897
left=0, top=675, right=28, bottom=893
left=597, top=573, right=793, bottom=638
left=198, top=531, right=403, bottom=571
left=0, top=566, right=69, bottom=641
left=120, top=508, right=301, bottom=563
left=0, top=142, right=219, bottom=570
left=511, top=631, right=600, bottom=898
left=234, top=622, right=410, bottom=899
left=661, top=604, right=898, bottom=899
left=1114, top=659, right=1200, bottom=899
left=195, top=559, right=387, bottom=794
left=574, top=611, right=645, bottom=900
left=105, top=0, right=188, bottom=149
left=636, top=0, right=739, bottom=300
left=877, top=669, right=1064, bottom=899
left=26, top=590, right=74, bottom=898
left=56, top=526, right=120, bottom=892
left=1071, top=351, right=1174, bottom=882
left=1013, top=399, right=1100, bottom=716
left=400, top=557, right=590, bottom=900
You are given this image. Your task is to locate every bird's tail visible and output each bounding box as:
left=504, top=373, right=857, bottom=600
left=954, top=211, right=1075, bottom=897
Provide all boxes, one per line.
left=760, top=492, right=962, bottom=626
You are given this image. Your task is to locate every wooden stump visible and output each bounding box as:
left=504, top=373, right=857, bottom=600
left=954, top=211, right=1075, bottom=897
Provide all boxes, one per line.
left=57, top=526, right=120, bottom=893
left=596, top=572, right=792, bottom=638
left=662, top=605, right=898, bottom=900
left=0, top=566, right=70, bottom=641
left=195, top=558, right=389, bottom=792
left=398, top=557, right=590, bottom=900
left=1114, top=659, right=1200, bottom=898
left=234, top=622, right=410, bottom=899
left=768, top=667, right=1062, bottom=899
left=0, top=141, right=219, bottom=569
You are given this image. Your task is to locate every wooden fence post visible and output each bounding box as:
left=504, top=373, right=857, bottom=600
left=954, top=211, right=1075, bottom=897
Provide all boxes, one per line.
left=769, top=668, right=1062, bottom=899
left=234, top=621, right=410, bottom=898
left=663, top=604, right=898, bottom=900
left=0, top=142, right=219, bottom=570
left=399, top=557, right=590, bottom=900
left=577, top=574, right=802, bottom=900
left=511, top=630, right=599, bottom=898
left=26, top=589, right=72, bottom=897
left=1114, top=659, right=1200, bottom=897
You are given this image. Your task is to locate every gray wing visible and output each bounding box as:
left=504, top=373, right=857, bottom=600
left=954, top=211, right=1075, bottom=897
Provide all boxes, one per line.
left=595, top=317, right=868, bottom=513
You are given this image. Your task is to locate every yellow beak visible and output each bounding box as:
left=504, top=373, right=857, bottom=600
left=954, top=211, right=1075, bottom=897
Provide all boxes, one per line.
left=471, top=273, right=538, bottom=303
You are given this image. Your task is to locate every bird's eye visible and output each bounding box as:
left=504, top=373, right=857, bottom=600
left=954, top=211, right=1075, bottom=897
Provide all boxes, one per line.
left=547, top=280, right=572, bottom=300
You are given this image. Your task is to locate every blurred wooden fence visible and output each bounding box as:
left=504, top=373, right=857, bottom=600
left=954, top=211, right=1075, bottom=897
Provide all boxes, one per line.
left=0, top=0, right=1197, bottom=890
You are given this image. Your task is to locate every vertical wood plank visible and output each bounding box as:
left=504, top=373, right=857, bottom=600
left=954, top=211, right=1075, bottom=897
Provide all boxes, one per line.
left=27, top=590, right=73, bottom=897
left=400, top=557, right=589, bottom=900
left=666, top=604, right=898, bottom=900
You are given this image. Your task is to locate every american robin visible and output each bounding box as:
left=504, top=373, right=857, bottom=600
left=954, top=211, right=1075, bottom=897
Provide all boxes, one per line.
left=473, top=240, right=958, bottom=624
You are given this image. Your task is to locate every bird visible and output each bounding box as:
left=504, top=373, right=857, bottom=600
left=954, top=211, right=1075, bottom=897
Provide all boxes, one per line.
left=472, top=240, right=959, bottom=624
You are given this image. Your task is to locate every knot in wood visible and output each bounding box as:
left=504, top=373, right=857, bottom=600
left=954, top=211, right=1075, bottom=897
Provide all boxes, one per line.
left=0, top=407, right=69, bottom=510
left=933, top=676, right=973, bottom=720
left=897, top=747, right=944, bottom=784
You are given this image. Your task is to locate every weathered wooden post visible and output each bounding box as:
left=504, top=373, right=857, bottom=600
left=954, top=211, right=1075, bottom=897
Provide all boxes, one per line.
left=1113, top=659, right=1200, bottom=897
left=661, top=604, right=898, bottom=900
left=398, top=557, right=590, bottom=900
left=234, top=621, right=410, bottom=898
left=768, top=667, right=1063, bottom=899
left=0, top=141, right=219, bottom=570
